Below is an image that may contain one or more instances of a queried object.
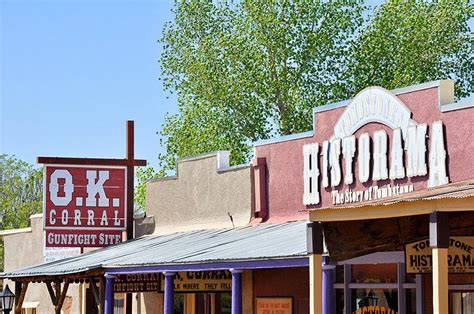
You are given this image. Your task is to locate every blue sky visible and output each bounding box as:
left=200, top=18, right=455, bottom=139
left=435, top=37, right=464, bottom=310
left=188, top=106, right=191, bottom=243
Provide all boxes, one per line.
left=1, top=0, right=471, bottom=171
left=1, top=0, right=176, bottom=169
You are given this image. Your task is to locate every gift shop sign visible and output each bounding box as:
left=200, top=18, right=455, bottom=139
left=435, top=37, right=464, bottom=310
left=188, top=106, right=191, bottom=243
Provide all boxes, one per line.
left=303, top=87, right=449, bottom=206
left=405, top=237, right=474, bottom=273
left=44, top=165, right=126, bottom=248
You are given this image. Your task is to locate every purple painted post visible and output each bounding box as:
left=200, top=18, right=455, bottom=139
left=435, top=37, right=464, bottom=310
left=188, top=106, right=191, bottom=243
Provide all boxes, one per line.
left=322, top=257, right=335, bottom=314
left=164, top=272, right=176, bottom=314
left=230, top=269, right=242, bottom=314
left=104, top=275, right=115, bottom=314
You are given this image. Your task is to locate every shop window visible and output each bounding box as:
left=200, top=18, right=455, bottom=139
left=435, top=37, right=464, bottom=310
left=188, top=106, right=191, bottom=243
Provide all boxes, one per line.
left=404, top=272, right=416, bottom=284
left=195, top=293, right=210, bottom=314
left=449, top=292, right=474, bottom=314
left=215, top=293, right=231, bottom=314
left=335, top=289, right=344, bottom=314
left=174, top=293, right=231, bottom=314
left=114, top=298, right=124, bottom=314
left=174, top=294, right=185, bottom=314
left=351, top=264, right=397, bottom=283
left=405, top=289, right=416, bottom=314
left=352, top=289, right=398, bottom=312
left=335, top=265, right=345, bottom=283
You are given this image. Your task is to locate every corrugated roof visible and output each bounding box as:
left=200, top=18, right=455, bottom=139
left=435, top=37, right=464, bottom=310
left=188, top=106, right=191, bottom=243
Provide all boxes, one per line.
left=1, top=220, right=308, bottom=278
left=310, top=180, right=474, bottom=211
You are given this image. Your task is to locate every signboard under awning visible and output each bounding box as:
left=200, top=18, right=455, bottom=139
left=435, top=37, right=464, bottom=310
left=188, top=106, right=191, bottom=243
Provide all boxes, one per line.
left=159, top=271, right=232, bottom=292
left=405, top=237, right=474, bottom=273
left=256, top=297, right=293, bottom=314
left=114, top=273, right=160, bottom=293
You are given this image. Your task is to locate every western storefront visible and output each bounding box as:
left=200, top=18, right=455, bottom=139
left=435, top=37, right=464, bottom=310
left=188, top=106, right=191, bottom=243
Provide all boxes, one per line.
left=253, top=80, right=474, bottom=314
left=2, top=80, right=473, bottom=314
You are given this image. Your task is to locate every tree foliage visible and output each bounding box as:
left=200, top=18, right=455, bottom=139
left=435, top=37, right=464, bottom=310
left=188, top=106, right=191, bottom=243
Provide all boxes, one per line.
left=0, top=154, right=43, bottom=230
left=350, top=0, right=473, bottom=97
left=0, top=155, right=43, bottom=271
left=159, top=0, right=365, bottom=168
left=136, top=0, right=473, bottom=209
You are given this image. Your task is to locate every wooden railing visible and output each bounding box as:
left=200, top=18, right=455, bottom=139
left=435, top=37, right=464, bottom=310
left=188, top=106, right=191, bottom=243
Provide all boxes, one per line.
left=353, top=306, right=398, bottom=314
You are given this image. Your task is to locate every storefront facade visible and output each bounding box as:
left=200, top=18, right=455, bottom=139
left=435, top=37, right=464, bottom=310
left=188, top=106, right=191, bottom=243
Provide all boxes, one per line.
left=253, top=80, right=474, bottom=314
left=2, top=152, right=311, bottom=314
left=2, top=80, right=473, bottom=314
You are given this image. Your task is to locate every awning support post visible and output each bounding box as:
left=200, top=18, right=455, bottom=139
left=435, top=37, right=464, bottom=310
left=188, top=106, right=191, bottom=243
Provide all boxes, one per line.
left=429, top=212, right=449, bottom=314
left=104, top=275, right=115, bottom=314
left=14, top=281, right=28, bottom=314
left=322, top=257, right=335, bottom=314
left=307, top=222, right=324, bottom=314
left=55, top=279, right=70, bottom=314
left=163, top=272, right=175, bottom=314
left=230, top=269, right=242, bottom=314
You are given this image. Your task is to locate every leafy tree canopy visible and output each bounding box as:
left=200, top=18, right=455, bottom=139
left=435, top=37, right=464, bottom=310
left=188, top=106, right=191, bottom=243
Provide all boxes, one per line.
left=350, top=1, right=473, bottom=97
left=136, top=0, right=473, bottom=210
left=0, top=155, right=43, bottom=271
left=0, top=154, right=43, bottom=230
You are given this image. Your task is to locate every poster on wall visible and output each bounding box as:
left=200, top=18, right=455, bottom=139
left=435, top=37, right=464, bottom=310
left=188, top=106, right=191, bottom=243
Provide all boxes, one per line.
left=405, top=237, right=474, bottom=273
left=43, top=165, right=127, bottom=248
left=159, top=271, right=232, bottom=292
left=256, top=297, right=293, bottom=314
left=43, top=246, right=81, bottom=263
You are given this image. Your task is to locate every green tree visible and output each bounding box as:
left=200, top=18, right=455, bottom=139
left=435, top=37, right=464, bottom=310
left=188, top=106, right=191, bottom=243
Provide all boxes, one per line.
left=0, top=155, right=42, bottom=229
left=136, top=0, right=473, bottom=210
left=0, top=155, right=43, bottom=271
left=159, top=0, right=365, bottom=169
left=350, top=0, right=473, bottom=98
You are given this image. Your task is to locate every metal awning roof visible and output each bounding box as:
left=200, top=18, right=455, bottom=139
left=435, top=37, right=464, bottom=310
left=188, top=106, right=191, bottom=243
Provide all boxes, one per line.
left=1, top=220, right=309, bottom=279
left=310, top=179, right=474, bottom=211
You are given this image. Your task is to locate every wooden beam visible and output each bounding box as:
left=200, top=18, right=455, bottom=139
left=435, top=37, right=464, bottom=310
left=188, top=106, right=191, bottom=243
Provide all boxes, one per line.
left=309, top=197, right=474, bottom=222
left=126, top=120, right=135, bottom=314
left=7, top=269, right=105, bottom=283
left=99, top=277, right=105, bottom=314
left=55, top=280, right=70, bottom=314
left=14, top=282, right=28, bottom=314
left=14, top=282, right=21, bottom=314
left=309, top=254, right=322, bottom=314
left=89, top=278, right=101, bottom=310
left=37, top=156, right=146, bottom=167
left=45, top=281, right=58, bottom=306
left=432, top=248, right=449, bottom=314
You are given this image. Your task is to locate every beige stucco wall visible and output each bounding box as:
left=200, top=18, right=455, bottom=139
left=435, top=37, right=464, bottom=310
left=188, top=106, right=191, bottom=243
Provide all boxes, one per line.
left=2, top=215, right=81, bottom=314
left=146, top=152, right=254, bottom=234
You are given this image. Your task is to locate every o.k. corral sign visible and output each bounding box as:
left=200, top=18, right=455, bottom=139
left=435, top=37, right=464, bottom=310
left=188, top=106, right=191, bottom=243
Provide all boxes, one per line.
left=44, top=165, right=127, bottom=248
left=405, top=237, right=474, bottom=273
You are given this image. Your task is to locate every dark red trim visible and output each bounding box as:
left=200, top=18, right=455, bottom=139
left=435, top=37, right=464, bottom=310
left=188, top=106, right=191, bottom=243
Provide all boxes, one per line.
left=37, top=157, right=146, bottom=167
left=253, top=157, right=267, bottom=219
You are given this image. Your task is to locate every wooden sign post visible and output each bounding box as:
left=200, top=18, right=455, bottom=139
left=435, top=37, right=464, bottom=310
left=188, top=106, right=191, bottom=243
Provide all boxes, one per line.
left=38, top=120, right=146, bottom=313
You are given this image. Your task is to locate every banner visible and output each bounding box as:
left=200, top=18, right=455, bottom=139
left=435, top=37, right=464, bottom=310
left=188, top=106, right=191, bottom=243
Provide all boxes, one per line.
left=405, top=237, right=474, bottom=273
left=43, top=165, right=126, bottom=248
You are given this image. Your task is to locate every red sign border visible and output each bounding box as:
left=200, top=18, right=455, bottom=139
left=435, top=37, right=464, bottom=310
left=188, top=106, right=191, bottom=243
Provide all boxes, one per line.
left=42, top=164, right=128, bottom=232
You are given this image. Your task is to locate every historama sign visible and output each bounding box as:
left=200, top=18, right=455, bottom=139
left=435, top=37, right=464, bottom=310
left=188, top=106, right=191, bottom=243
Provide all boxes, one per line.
left=252, top=81, right=474, bottom=217
left=44, top=165, right=126, bottom=247
left=302, top=87, right=449, bottom=207
left=405, top=237, right=474, bottom=273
